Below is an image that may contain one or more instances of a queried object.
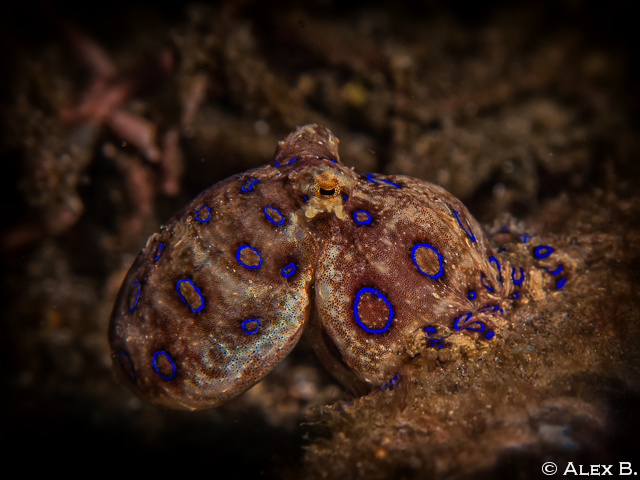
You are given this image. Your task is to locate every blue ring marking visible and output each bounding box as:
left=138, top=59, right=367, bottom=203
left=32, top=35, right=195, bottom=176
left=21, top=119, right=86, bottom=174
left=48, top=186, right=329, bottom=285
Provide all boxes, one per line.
left=152, top=351, right=176, bottom=380
left=153, top=243, right=163, bottom=261
left=425, top=325, right=444, bottom=342
left=343, top=194, right=348, bottom=200
left=511, top=292, right=520, bottom=299
left=546, top=265, right=563, bottom=275
left=176, top=279, right=204, bottom=312
left=127, top=281, right=141, bottom=312
left=329, top=158, right=337, bottom=163
left=453, top=210, right=476, bottom=242
left=241, top=178, right=259, bottom=191
left=557, top=278, right=567, bottom=289
left=379, top=179, right=401, bottom=188
left=365, top=173, right=379, bottom=183
left=533, top=245, right=553, bottom=259
left=453, top=313, right=471, bottom=330
left=353, top=210, right=372, bottom=225
left=264, top=206, right=284, bottom=225
left=512, top=266, right=524, bottom=285
left=275, top=157, right=296, bottom=167
left=411, top=243, right=444, bottom=279
left=489, top=256, right=502, bottom=282
left=116, top=350, right=134, bottom=380
left=236, top=245, right=262, bottom=269
left=481, top=274, right=494, bottom=291
left=467, top=290, right=477, bottom=300
left=481, top=304, right=500, bottom=312
left=466, top=322, right=485, bottom=332
left=354, top=287, right=393, bottom=333
left=518, top=234, right=531, bottom=243
left=195, top=205, right=211, bottom=222
left=486, top=331, right=495, bottom=339
left=282, top=262, right=296, bottom=277
left=380, top=375, right=399, bottom=390
left=241, top=318, right=260, bottom=334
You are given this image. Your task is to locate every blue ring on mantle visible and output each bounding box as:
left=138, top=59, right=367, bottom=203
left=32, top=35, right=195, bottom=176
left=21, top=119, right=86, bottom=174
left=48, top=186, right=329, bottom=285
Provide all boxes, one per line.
left=281, top=262, right=296, bottom=277
left=379, top=178, right=401, bottom=188
left=518, top=234, right=531, bottom=243
left=353, top=210, right=372, bottom=225
left=466, top=322, right=485, bottom=332
left=116, top=350, right=135, bottom=380
left=152, top=351, right=176, bottom=380
left=195, top=205, right=211, bottom=222
left=411, top=243, right=444, bottom=279
left=546, top=265, right=563, bottom=275
left=127, top=281, right=141, bottom=312
left=153, top=243, right=163, bottom=261
left=379, top=375, right=399, bottom=390
left=481, top=304, right=500, bottom=312
left=241, top=318, right=260, bottom=334
left=176, top=279, right=204, bottom=312
left=264, top=206, right=284, bottom=225
left=453, top=210, right=476, bottom=242
left=365, top=173, right=379, bottom=183
left=241, top=178, right=259, bottom=191
left=481, top=274, right=494, bottom=291
left=236, top=245, right=262, bottom=269
left=534, top=245, right=553, bottom=259
left=354, top=287, right=393, bottom=333
left=275, top=157, right=296, bottom=166
left=489, top=256, right=502, bottom=282
left=512, top=266, right=524, bottom=285
left=453, top=313, right=472, bottom=330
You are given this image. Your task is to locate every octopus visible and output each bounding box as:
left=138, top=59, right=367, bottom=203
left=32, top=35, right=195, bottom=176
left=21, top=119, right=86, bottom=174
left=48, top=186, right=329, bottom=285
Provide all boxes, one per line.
left=109, top=124, right=571, bottom=410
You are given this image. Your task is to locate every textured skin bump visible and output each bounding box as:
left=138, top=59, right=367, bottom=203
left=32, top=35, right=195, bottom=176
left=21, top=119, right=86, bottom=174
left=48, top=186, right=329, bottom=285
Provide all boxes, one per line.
left=109, top=124, right=570, bottom=409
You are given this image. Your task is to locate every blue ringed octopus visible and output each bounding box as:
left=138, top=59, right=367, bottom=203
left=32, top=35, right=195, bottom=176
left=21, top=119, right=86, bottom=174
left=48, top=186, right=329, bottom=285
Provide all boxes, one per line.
left=109, top=124, right=571, bottom=410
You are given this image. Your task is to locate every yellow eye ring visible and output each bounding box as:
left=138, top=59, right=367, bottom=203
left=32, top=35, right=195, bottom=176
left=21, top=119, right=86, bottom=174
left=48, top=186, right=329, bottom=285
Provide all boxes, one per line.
left=314, top=179, right=341, bottom=198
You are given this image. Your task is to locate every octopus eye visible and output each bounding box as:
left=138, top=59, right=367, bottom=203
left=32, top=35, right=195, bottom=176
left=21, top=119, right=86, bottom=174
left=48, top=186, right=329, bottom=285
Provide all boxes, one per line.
left=314, top=178, right=340, bottom=198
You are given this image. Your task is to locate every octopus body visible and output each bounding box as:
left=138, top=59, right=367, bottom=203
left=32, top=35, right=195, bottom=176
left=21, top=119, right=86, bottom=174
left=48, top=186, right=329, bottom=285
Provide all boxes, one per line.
left=109, top=125, right=569, bottom=409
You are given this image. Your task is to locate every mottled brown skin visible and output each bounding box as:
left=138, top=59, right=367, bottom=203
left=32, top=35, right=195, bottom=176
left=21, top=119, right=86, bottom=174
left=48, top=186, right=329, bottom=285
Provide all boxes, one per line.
left=109, top=124, right=568, bottom=409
